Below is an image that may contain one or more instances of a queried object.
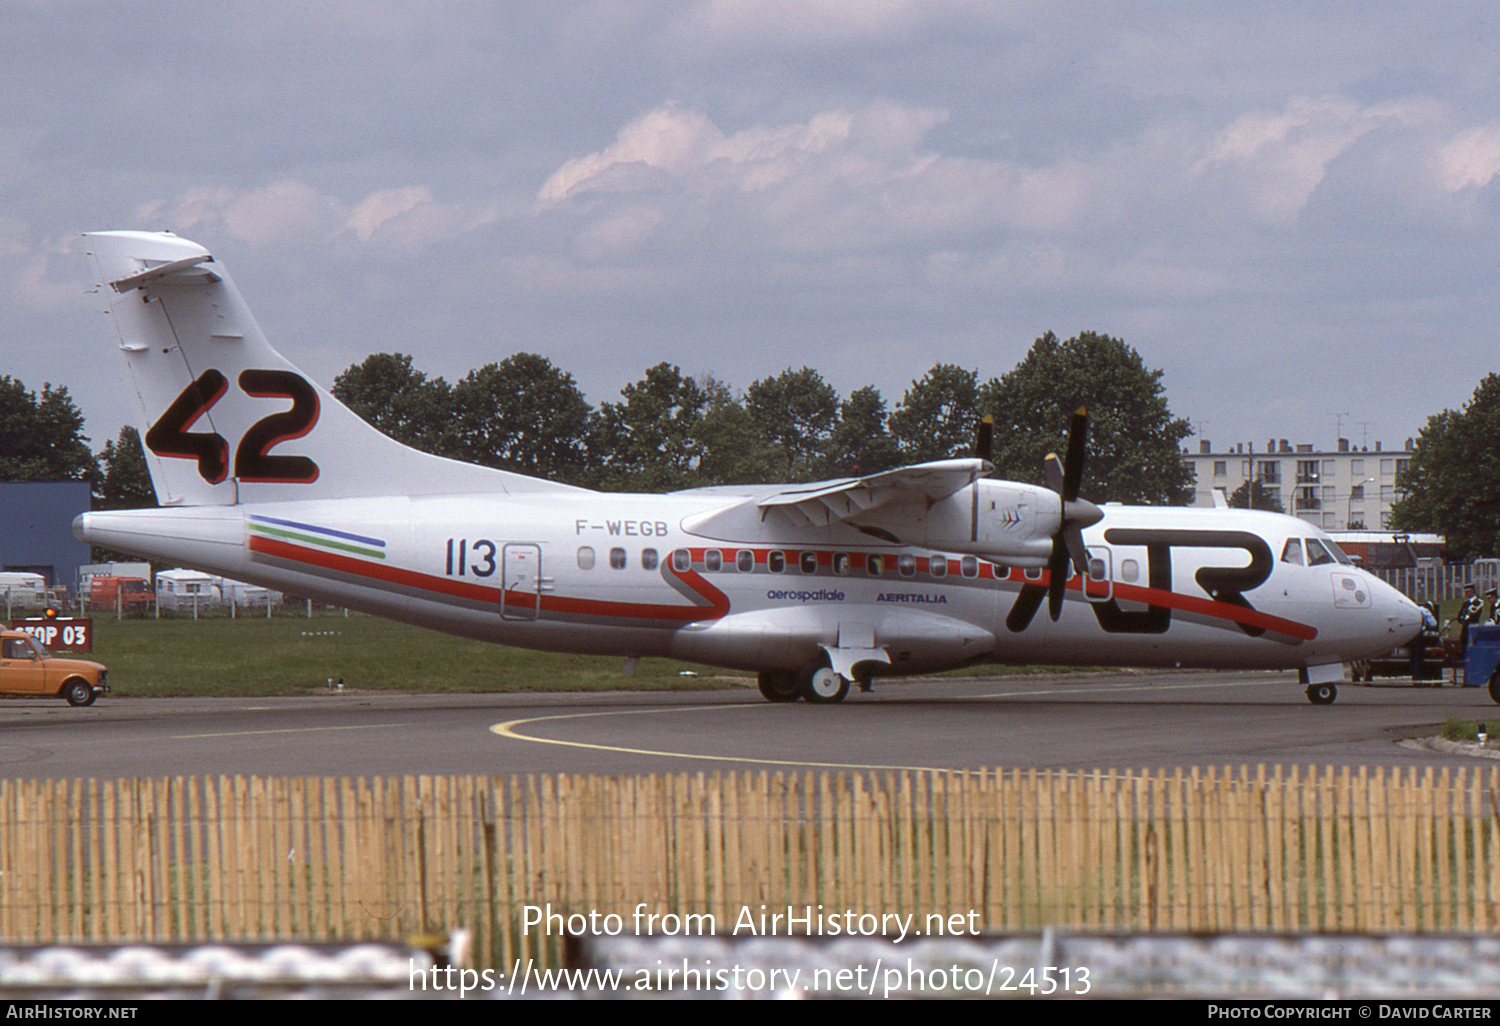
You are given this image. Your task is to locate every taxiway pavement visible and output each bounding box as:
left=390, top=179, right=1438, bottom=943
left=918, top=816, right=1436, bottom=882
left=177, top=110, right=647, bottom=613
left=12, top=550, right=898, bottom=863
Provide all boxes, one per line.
left=0, top=670, right=1495, bottom=779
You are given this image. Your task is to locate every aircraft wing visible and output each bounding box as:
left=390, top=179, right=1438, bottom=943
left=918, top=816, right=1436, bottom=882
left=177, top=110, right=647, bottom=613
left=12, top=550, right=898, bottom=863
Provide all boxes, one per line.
left=755, top=458, right=991, bottom=528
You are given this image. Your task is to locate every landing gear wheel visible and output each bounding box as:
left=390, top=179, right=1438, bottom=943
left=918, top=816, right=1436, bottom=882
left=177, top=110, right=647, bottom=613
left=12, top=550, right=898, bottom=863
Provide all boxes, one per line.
left=757, top=670, right=801, bottom=703
left=1305, top=682, right=1337, bottom=705
left=64, top=680, right=96, bottom=707
left=1489, top=669, right=1500, bottom=705
left=800, top=665, right=850, bottom=704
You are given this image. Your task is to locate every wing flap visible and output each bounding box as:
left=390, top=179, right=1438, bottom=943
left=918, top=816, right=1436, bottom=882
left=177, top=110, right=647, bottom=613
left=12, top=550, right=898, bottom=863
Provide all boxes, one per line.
left=756, top=458, right=989, bottom=528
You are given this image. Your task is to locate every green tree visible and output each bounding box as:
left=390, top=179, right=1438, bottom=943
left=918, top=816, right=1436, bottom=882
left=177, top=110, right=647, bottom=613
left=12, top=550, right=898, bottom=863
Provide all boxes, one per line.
left=1227, top=479, right=1286, bottom=513
left=744, top=367, right=840, bottom=480
left=888, top=364, right=981, bottom=464
left=0, top=377, right=95, bottom=482
left=590, top=363, right=710, bottom=492
left=822, top=385, right=901, bottom=478
left=980, top=331, right=1194, bottom=505
left=450, top=354, right=593, bottom=484
left=96, top=425, right=157, bottom=509
left=331, top=352, right=456, bottom=457
left=1390, top=373, right=1500, bottom=560
left=696, top=376, right=781, bottom=486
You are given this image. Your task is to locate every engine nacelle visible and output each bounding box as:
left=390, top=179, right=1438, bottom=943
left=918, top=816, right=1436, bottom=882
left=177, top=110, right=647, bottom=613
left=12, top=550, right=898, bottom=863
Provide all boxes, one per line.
left=908, top=478, right=1060, bottom=567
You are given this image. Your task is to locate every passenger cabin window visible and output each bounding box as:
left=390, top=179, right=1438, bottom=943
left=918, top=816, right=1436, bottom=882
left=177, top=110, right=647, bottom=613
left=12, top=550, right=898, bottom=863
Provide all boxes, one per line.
left=736, top=550, right=754, bottom=572
left=866, top=554, right=884, bottom=576
left=768, top=551, right=785, bottom=573
left=577, top=547, right=595, bottom=570
left=1280, top=540, right=1304, bottom=566
left=1120, top=559, right=1139, bottom=583
left=929, top=556, right=947, bottom=577
left=799, top=551, right=817, bottom=574
left=610, top=547, right=627, bottom=569
left=704, top=549, right=722, bottom=572
left=641, top=548, right=659, bottom=570
left=672, top=549, right=690, bottom=572
left=898, top=554, right=916, bottom=577
left=961, top=555, right=978, bottom=578
left=833, top=553, right=852, bottom=575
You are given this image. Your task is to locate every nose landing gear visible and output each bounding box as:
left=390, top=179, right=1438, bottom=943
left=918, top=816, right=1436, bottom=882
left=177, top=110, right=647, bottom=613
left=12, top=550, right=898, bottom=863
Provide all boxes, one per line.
left=1305, top=682, right=1337, bottom=705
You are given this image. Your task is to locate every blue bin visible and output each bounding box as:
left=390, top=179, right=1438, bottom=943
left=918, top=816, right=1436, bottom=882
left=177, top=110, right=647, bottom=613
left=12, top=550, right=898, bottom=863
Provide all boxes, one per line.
left=1463, top=624, right=1500, bottom=689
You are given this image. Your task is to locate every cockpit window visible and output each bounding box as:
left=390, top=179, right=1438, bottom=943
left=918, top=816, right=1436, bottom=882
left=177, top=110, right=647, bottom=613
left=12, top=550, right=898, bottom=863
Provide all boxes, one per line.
left=1305, top=539, right=1336, bottom=566
left=1322, top=539, right=1354, bottom=565
left=1280, top=540, right=1304, bottom=566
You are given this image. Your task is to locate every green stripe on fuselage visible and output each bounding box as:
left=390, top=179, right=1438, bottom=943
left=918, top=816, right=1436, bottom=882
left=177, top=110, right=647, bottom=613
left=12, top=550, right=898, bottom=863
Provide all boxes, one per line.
left=249, top=524, right=386, bottom=559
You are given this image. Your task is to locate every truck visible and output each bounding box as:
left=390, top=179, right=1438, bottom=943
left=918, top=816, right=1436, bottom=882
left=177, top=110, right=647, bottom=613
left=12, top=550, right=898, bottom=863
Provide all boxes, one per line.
left=88, top=576, right=153, bottom=613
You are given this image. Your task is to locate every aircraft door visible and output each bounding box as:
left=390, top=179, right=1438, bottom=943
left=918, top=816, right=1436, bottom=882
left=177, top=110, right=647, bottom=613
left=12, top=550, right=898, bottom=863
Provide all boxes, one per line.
left=1084, top=546, right=1113, bottom=602
left=501, top=544, right=542, bottom=621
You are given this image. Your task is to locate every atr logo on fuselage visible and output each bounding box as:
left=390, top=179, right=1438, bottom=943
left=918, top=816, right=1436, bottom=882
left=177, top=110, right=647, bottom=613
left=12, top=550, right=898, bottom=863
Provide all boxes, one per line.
left=1004, top=528, right=1295, bottom=639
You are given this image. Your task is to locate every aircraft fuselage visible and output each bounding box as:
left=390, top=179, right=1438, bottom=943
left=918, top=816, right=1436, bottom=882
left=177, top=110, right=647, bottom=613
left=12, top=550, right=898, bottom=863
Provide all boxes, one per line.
left=78, top=491, right=1417, bottom=680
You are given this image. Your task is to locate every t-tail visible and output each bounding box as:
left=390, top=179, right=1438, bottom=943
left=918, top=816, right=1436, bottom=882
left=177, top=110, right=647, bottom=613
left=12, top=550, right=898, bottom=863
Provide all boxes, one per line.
left=79, top=230, right=581, bottom=507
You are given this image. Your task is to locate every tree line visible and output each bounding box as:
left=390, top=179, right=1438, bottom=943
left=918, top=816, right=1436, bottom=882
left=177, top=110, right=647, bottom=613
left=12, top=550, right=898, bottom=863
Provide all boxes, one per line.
left=328, top=331, right=1196, bottom=503
left=15, top=331, right=1496, bottom=560
left=1, top=331, right=1196, bottom=512
left=0, top=331, right=1196, bottom=507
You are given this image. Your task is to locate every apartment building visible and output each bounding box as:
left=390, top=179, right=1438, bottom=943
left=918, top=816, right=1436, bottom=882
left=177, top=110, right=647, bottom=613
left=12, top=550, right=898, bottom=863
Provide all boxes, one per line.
left=1183, top=438, right=1413, bottom=530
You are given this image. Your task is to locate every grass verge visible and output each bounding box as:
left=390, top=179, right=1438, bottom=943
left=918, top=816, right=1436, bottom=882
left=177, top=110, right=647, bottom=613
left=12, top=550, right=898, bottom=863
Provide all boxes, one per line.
left=89, top=613, right=738, bottom=697
left=73, top=610, right=1074, bottom=698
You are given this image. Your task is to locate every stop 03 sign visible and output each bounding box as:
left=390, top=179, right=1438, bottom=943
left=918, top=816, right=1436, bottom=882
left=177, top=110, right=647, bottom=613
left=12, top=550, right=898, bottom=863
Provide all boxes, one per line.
left=11, top=618, right=94, bottom=653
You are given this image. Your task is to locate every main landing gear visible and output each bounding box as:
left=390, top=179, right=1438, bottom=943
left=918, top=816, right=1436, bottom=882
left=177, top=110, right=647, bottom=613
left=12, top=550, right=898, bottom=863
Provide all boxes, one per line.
left=757, top=669, right=800, bottom=703
left=757, top=659, right=860, bottom=704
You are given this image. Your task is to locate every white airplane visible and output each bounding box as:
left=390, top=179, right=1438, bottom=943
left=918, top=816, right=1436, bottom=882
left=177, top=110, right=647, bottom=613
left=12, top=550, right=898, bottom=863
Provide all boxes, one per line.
left=74, top=230, right=1422, bottom=705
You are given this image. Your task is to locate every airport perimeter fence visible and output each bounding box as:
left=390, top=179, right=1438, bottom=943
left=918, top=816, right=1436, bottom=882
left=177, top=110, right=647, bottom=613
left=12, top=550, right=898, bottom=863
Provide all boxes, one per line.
left=1, top=766, right=1497, bottom=970
left=1375, top=563, right=1500, bottom=604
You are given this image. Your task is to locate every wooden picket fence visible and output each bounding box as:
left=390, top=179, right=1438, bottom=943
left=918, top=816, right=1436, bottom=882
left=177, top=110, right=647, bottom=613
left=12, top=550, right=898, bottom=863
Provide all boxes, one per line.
left=1, top=766, right=1498, bottom=968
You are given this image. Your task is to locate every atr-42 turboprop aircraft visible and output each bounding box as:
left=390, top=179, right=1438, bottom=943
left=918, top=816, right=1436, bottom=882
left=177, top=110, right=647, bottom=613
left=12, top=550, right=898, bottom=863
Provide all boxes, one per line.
left=74, top=231, right=1421, bottom=705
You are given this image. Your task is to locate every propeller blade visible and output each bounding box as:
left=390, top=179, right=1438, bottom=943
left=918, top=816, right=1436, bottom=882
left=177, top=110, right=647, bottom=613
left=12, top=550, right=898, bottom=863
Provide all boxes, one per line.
left=1044, top=452, right=1064, bottom=493
left=975, top=415, right=994, bottom=463
left=1061, top=406, right=1088, bottom=502
left=1044, top=406, right=1095, bottom=621
left=1047, top=535, right=1070, bottom=621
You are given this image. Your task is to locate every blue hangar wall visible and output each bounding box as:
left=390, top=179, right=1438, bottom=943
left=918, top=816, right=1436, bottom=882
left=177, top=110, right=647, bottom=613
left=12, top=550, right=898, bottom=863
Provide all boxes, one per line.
left=0, top=482, right=91, bottom=589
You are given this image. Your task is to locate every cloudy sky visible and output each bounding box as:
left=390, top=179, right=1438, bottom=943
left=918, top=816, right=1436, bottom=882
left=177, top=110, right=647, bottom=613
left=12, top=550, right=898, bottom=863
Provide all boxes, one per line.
left=5, top=1, right=1499, bottom=464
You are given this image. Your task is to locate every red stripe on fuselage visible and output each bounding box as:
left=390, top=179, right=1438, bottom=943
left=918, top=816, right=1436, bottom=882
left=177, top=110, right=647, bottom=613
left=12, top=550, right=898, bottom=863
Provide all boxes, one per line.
left=248, top=536, right=728, bottom=624
left=250, top=535, right=498, bottom=603
left=1100, top=577, right=1317, bottom=640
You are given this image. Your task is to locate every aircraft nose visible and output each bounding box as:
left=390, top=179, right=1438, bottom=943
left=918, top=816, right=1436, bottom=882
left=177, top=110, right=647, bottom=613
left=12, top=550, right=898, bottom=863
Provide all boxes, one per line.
left=1383, top=584, right=1423, bottom=646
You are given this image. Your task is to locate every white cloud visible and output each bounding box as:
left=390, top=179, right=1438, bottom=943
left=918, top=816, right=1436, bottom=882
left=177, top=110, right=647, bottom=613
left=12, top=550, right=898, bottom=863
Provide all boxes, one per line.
left=1190, top=96, right=1440, bottom=226
left=539, top=101, right=1115, bottom=257
left=348, top=186, right=434, bottom=242
left=1436, top=123, right=1500, bottom=191
left=134, top=181, right=496, bottom=252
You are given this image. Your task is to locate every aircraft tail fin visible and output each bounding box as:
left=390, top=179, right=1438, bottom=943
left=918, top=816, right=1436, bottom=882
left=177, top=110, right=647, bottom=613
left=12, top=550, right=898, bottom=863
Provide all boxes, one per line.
left=81, top=231, right=581, bottom=506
